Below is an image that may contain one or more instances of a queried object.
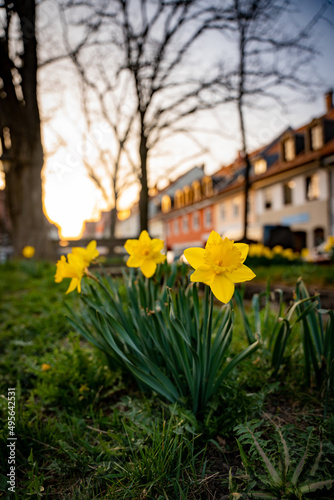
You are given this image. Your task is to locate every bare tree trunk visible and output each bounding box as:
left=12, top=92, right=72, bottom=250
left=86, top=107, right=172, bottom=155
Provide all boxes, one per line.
left=237, top=98, right=251, bottom=243
left=235, top=5, right=250, bottom=243
left=6, top=140, right=52, bottom=258
left=139, top=126, right=149, bottom=232
left=0, top=0, right=54, bottom=259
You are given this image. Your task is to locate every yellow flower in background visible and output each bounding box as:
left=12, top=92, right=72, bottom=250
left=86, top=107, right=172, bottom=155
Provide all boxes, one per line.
left=324, top=235, right=334, bottom=252
left=55, top=253, right=85, bottom=294
left=41, top=363, right=51, bottom=371
left=301, top=248, right=309, bottom=259
left=249, top=243, right=264, bottom=257
left=282, top=248, right=295, bottom=260
left=72, top=240, right=99, bottom=266
left=22, top=246, right=35, bottom=258
left=184, top=231, right=255, bottom=303
left=263, top=247, right=273, bottom=259
left=79, top=384, right=90, bottom=393
left=125, top=230, right=166, bottom=278
left=272, top=245, right=284, bottom=254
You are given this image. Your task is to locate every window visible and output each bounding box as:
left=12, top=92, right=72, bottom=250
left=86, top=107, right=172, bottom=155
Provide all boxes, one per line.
left=174, top=190, right=184, bottom=208
left=161, top=195, right=171, bottom=213
left=283, top=180, right=294, bottom=205
left=311, top=124, right=323, bottom=151
left=284, top=138, right=295, bottom=161
left=204, top=208, right=212, bottom=228
left=220, top=203, right=226, bottom=221
left=173, top=219, right=179, bottom=235
left=192, top=181, right=201, bottom=202
left=306, top=174, right=320, bottom=201
left=232, top=199, right=240, bottom=218
left=264, top=188, right=272, bottom=210
left=314, top=227, right=324, bottom=246
left=184, top=186, right=193, bottom=205
left=183, top=215, right=189, bottom=233
left=254, top=158, right=267, bottom=175
left=192, top=212, right=200, bottom=230
left=202, top=176, right=213, bottom=197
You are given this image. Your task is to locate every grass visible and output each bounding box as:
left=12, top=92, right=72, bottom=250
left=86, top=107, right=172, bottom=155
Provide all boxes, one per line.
left=0, top=260, right=333, bottom=499
left=251, top=262, right=334, bottom=288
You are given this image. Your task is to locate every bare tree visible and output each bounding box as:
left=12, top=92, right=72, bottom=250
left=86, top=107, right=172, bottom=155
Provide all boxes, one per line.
left=61, top=0, right=228, bottom=233
left=211, top=0, right=329, bottom=241
left=0, top=0, right=54, bottom=258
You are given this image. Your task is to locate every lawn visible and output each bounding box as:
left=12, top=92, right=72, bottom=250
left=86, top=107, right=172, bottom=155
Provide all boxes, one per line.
left=0, top=260, right=333, bottom=499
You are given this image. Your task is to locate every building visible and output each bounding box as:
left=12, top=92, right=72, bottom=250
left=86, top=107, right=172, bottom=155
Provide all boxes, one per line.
left=151, top=91, right=334, bottom=253
left=80, top=91, right=334, bottom=253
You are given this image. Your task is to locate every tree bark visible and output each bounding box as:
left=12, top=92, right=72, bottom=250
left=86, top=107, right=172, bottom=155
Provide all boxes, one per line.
left=139, top=119, right=149, bottom=233
left=0, top=0, right=54, bottom=259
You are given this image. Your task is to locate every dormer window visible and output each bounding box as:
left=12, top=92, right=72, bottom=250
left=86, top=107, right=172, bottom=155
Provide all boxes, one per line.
left=192, top=180, right=201, bottom=202
left=310, top=124, right=323, bottom=151
left=174, top=190, right=184, bottom=209
left=283, top=138, right=295, bottom=161
left=202, top=176, right=213, bottom=197
left=161, top=195, right=171, bottom=213
left=183, top=185, right=193, bottom=205
left=254, top=158, right=267, bottom=175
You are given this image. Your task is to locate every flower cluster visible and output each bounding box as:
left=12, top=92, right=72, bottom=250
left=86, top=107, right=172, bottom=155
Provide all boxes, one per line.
left=248, top=243, right=302, bottom=261
left=55, top=241, right=99, bottom=293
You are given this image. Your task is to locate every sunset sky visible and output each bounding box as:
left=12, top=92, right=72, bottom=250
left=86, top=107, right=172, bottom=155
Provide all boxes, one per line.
left=2, top=0, right=334, bottom=240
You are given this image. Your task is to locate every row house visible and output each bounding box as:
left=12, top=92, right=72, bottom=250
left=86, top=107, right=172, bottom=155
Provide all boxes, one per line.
left=150, top=91, right=334, bottom=254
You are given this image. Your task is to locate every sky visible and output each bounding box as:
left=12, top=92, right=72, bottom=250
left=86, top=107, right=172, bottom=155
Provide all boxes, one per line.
left=2, top=0, right=333, bottom=239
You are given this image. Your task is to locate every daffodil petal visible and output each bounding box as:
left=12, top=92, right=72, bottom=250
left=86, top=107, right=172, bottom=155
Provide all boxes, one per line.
left=124, top=239, right=140, bottom=254
left=66, top=278, right=79, bottom=294
left=234, top=243, right=249, bottom=263
left=153, top=252, right=166, bottom=264
left=127, top=255, right=143, bottom=267
left=139, top=230, right=151, bottom=244
left=210, top=274, right=235, bottom=303
left=151, top=238, right=164, bottom=252
left=190, top=265, right=215, bottom=284
left=184, top=248, right=205, bottom=269
left=226, top=264, right=256, bottom=283
left=140, top=260, right=156, bottom=278
left=206, top=230, right=223, bottom=246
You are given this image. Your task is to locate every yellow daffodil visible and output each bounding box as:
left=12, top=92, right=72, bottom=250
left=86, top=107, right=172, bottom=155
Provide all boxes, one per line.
left=263, top=247, right=273, bottom=259
left=272, top=245, right=284, bottom=254
left=249, top=243, right=264, bottom=257
left=72, top=240, right=99, bottom=266
left=124, top=230, right=166, bottom=278
left=55, top=253, right=85, bottom=294
left=22, top=246, right=35, bottom=258
left=79, top=384, right=90, bottom=393
left=41, top=363, right=51, bottom=371
left=324, top=236, right=334, bottom=253
left=184, top=231, right=255, bottom=303
left=282, top=248, right=295, bottom=260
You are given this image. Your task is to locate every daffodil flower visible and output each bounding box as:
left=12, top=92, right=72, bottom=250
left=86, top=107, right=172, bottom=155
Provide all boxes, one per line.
left=324, top=236, right=334, bottom=253
left=72, top=240, right=99, bottom=266
left=184, top=231, right=255, bottom=303
left=124, top=230, right=166, bottom=278
left=55, top=253, right=85, bottom=294
left=22, top=246, right=35, bottom=258
left=55, top=241, right=99, bottom=294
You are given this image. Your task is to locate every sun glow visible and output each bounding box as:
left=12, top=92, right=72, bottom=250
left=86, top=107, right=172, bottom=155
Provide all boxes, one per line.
left=44, top=171, right=105, bottom=239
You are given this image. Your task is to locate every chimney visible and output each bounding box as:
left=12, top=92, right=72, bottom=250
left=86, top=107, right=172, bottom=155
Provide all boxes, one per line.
left=325, top=89, right=333, bottom=112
